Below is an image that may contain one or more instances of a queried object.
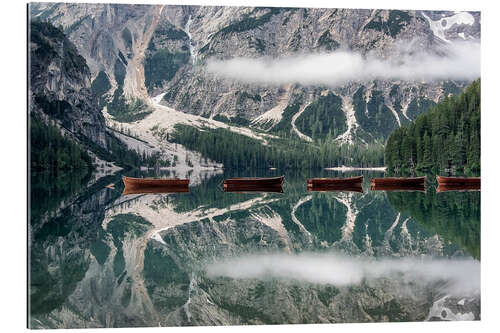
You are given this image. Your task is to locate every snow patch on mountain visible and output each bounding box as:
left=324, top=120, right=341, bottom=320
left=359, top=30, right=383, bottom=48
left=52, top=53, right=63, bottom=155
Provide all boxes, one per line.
left=426, top=296, right=476, bottom=321
left=334, top=95, right=359, bottom=145
left=251, top=85, right=291, bottom=131
left=148, top=94, right=277, bottom=145
left=387, top=103, right=401, bottom=127
left=183, top=273, right=197, bottom=323
left=185, top=15, right=197, bottom=64
left=422, top=12, right=475, bottom=43
left=400, top=94, right=414, bottom=120
left=291, top=97, right=314, bottom=142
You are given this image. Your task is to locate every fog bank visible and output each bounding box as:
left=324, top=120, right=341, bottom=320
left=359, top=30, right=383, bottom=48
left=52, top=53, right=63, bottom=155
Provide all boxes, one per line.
left=206, top=41, right=480, bottom=86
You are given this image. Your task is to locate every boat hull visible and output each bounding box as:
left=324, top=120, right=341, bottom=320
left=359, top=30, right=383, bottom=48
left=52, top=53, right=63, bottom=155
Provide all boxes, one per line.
left=307, top=176, right=363, bottom=186
left=122, top=186, right=190, bottom=195
left=223, top=184, right=283, bottom=193
left=308, top=184, right=363, bottom=193
left=436, top=176, right=480, bottom=186
left=370, top=176, right=426, bottom=186
left=223, top=176, right=285, bottom=187
left=122, top=176, right=189, bottom=187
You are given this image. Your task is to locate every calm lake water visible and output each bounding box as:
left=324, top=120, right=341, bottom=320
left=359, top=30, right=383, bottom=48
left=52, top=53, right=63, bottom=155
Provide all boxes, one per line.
left=28, top=169, right=480, bottom=328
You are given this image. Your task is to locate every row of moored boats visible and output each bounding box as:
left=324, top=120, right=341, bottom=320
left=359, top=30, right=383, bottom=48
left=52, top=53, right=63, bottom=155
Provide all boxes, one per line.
left=121, top=175, right=480, bottom=195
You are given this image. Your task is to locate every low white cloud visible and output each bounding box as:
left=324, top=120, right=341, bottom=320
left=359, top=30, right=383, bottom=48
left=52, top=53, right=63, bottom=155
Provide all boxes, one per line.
left=205, top=252, right=480, bottom=296
left=205, top=41, right=480, bottom=86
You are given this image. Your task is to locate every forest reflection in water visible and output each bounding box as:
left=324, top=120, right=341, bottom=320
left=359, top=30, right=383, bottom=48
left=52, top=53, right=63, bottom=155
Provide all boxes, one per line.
left=28, top=169, right=481, bottom=328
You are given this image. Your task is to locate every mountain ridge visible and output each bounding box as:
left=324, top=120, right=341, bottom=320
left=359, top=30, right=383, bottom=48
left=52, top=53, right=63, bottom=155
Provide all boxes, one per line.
left=29, top=3, right=480, bottom=170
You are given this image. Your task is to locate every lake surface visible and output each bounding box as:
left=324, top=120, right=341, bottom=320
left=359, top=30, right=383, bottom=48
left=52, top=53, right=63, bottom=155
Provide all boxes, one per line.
left=28, top=169, right=480, bottom=328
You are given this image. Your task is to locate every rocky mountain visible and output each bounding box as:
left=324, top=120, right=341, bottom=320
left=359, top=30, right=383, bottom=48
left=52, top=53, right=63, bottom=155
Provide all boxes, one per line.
left=30, top=3, right=480, bottom=151
left=29, top=19, right=167, bottom=173
left=29, top=20, right=109, bottom=150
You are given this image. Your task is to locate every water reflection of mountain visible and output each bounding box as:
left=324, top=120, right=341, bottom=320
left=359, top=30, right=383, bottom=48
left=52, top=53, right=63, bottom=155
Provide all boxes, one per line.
left=29, top=174, right=122, bottom=323
left=29, top=172, right=480, bottom=328
left=386, top=189, right=480, bottom=259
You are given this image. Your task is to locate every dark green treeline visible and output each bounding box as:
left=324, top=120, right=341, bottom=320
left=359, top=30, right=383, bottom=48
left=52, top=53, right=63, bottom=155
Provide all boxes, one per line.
left=30, top=114, right=92, bottom=171
left=385, top=79, right=480, bottom=173
left=171, top=124, right=384, bottom=170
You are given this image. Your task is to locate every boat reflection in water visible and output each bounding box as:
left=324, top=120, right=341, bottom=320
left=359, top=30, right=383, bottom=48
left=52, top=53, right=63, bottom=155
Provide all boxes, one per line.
left=370, top=184, right=426, bottom=192
left=437, top=184, right=481, bottom=193
left=370, top=176, right=426, bottom=186
left=436, top=176, right=480, bottom=192
left=122, top=185, right=190, bottom=195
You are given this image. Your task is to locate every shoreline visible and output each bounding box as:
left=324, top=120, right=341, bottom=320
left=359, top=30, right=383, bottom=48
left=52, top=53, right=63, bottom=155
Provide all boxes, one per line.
left=325, top=166, right=387, bottom=172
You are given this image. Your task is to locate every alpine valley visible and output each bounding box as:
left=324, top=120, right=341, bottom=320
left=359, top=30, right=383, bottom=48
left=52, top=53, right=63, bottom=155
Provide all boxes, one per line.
left=29, top=3, right=480, bottom=171
left=28, top=2, right=481, bottom=329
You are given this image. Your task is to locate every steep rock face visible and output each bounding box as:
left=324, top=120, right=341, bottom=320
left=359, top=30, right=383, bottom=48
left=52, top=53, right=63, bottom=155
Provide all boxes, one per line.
left=32, top=4, right=480, bottom=144
left=30, top=2, right=163, bottom=101
left=29, top=21, right=108, bottom=150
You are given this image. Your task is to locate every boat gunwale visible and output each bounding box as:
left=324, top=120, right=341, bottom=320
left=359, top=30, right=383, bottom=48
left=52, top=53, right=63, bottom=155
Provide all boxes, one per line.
left=224, top=176, right=285, bottom=181
left=223, top=176, right=285, bottom=185
left=370, top=176, right=426, bottom=185
left=307, top=176, right=363, bottom=184
left=122, top=176, right=190, bottom=188
left=122, top=176, right=189, bottom=182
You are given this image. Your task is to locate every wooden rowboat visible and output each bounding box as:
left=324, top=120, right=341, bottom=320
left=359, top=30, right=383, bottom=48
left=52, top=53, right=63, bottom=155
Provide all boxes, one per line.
left=436, top=176, right=480, bottom=186
left=223, top=176, right=284, bottom=187
left=307, top=176, right=363, bottom=186
left=122, top=176, right=189, bottom=187
left=370, top=176, right=426, bottom=186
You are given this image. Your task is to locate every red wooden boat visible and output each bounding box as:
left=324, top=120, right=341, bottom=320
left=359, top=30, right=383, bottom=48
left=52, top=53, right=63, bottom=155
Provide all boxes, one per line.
left=223, top=176, right=284, bottom=187
left=436, top=176, right=480, bottom=186
left=370, top=184, right=426, bottom=192
left=307, top=184, right=363, bottom=193
left=122, top=176, right=189, bottom=187
left=223, top=184, right=283, bottom=193
left=370, top=176, right=426, bottom=186
left=307, top=176, right=363, bottom=186
left=122, top=186, right=190, bottom=195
